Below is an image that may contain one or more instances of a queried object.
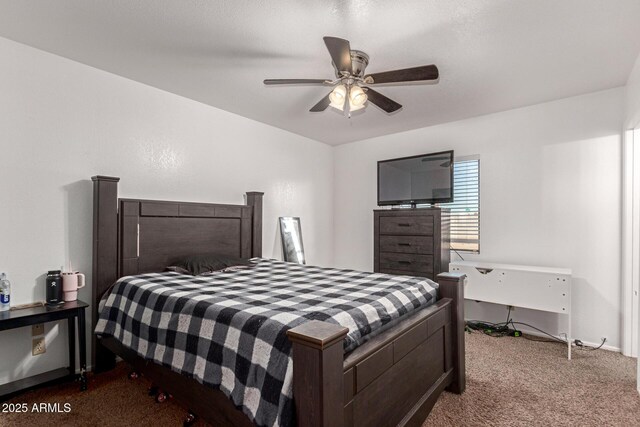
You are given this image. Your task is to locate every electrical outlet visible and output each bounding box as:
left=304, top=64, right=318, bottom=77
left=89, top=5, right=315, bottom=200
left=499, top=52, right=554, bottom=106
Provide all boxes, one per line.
left=32, top=337, right=46, bottom=356
left=32, top=324, right=44, bottom=336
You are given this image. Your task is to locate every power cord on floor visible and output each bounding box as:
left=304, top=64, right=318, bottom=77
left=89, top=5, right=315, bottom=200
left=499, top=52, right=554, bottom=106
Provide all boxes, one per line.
left=573, top=338, right=607, bottom=351
left=465, top=307, right=606, bottom=351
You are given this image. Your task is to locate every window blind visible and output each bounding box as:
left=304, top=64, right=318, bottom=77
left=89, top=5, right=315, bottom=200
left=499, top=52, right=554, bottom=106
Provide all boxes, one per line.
left=439, top=159, right=480, bottom=252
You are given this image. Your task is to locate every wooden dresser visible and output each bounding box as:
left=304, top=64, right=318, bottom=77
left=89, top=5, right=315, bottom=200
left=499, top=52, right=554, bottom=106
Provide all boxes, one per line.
left=374, top=208, right=450, bottom=280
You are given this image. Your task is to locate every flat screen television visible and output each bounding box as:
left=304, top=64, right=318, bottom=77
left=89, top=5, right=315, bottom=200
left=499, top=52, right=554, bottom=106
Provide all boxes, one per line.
left=377, top=150, right=454, bottom=206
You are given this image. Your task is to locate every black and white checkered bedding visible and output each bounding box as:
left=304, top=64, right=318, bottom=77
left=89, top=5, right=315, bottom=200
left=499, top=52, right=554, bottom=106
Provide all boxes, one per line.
left=95, top=258, right=438, bottom=427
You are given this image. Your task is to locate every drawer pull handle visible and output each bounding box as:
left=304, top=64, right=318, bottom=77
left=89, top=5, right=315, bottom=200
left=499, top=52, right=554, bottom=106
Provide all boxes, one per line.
left=398, top=260, right=412, bottom=265
left=397, top=223, right=411, bottom=227
left=398, top=243, right=411, bottom=247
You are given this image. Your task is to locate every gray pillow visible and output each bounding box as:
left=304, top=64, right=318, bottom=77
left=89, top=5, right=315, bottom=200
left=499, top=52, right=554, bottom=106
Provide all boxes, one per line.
left=166, top=253, right=253, bottom=276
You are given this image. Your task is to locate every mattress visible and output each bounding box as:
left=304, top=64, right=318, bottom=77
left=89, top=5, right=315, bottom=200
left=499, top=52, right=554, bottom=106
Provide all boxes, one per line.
left=95, top=258, right=438, bottom=427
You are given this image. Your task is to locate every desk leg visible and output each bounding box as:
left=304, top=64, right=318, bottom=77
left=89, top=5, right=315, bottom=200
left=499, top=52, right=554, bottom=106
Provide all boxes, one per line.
left=67, top=317, right=76, bottom=376
left=567, top=292, right=572, bottom=361
left=78, top=308, right=87, bottom=391
left=567, top=312, right=572, bottom=361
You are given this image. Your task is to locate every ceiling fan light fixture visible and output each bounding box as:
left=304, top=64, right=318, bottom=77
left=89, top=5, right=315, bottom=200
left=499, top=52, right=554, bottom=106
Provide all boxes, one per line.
left=329, top=100, right=345, bottom=111
left=349, top=85, right=368, bottom=107
left=329, top=84, right=347, bottom=105
left=349, top=101, right=365, bottom=112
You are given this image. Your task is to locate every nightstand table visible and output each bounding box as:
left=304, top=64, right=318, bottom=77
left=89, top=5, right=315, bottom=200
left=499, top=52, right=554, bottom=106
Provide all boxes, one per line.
left=0, top=300, right=88, bottom=401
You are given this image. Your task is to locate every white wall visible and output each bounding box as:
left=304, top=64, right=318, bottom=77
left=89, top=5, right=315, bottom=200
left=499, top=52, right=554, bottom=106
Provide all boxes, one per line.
left=333, top=88, right=624, bottom=349
left=0, top=37, right=334, bottom=385
left=626, top=53, right=640, bottom=129
left=623, top=52, right=640, bottom=391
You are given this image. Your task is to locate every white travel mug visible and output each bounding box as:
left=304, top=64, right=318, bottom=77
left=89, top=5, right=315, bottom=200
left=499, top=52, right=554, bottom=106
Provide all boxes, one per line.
left=62, top=272, right=85, bottom=302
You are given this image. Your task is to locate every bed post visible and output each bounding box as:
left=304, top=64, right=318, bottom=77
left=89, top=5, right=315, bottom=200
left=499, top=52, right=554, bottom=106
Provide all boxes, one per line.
left=91, top=175, right=120, bottom=373
left=286, top=320, right=349, bottom=427
left=246, top=191, right=264, bottom=257
left=437, top=272, right=466, bottom=394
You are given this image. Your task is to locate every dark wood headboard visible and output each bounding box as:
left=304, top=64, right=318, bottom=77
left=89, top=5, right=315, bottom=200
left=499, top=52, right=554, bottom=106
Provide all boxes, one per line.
left=91, top=175, right=263, bottom=371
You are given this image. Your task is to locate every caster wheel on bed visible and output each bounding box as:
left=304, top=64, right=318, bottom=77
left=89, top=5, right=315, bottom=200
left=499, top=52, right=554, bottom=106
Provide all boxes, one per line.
left=183, top=412, right=196, bottom=427
left=128, top=371, right=140, bottom=380
left=155, top=391, right=171, bottom=404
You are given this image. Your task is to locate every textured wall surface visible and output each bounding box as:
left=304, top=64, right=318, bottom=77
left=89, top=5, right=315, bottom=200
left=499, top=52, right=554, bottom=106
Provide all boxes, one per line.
left=0, top=37, right=334, bottom=384
left=333, top=88, right=624, bottom=350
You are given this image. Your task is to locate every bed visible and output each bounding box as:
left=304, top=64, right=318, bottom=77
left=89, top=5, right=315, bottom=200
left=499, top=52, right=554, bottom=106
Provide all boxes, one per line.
left=91, top=175, right=466, bottom=427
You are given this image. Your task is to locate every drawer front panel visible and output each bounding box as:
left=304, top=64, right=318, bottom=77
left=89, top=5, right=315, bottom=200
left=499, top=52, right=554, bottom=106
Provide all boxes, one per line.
left=393, top=320, right=428, bottom=363
left=379, top=235, right=433, bottom=254
left=355, top=343, right=394, bottom=392
left=344, top=368, right=354, bottom=403
left=379, top=216, right=434, bottom=236
left=379, top=252, right=433, bottom=274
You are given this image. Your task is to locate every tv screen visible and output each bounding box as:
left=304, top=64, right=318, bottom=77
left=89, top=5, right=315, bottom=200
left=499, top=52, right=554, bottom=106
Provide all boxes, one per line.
left=377, top=150, right=454, bottom=206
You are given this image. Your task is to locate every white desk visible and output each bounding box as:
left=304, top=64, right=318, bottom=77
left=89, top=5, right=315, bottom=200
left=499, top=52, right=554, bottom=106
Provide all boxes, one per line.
left=450, top=261, right=572, bottom=359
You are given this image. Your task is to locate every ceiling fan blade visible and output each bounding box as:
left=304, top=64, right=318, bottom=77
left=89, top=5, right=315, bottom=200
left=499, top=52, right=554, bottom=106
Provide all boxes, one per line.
left=364, top=65, right=439, bottom=84
left=309, top=93, right=332, bottom=112
left=323, top=37, right=353, bottom=75
left=263, top=79, right=330, bottom=85
left=365, top=88, right=402, bottom=113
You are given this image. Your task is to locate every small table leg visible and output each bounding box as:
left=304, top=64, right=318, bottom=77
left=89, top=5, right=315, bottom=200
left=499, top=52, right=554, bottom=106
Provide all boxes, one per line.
left=67, top=317, right=76, bottom=377
left=77, top=308, right=87, bottom=391
left=567, top=301, right=572, bottom=361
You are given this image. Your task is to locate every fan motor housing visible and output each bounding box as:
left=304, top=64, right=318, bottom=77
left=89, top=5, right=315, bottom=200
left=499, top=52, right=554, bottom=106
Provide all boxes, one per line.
left=334, top=50, right=369, bottom=78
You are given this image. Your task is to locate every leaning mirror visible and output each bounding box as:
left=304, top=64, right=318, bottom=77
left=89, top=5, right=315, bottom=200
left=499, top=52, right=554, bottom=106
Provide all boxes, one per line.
left=279, top=217, right=306, bottom=264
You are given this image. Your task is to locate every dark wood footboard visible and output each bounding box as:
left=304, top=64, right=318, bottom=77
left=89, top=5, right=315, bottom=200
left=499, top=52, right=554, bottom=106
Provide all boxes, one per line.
left=286, top=272, right=466, bottom=427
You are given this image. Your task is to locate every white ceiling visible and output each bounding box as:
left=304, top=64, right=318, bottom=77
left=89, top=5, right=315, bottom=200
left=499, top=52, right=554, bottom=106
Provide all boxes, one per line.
left=1, top=1, right=639, bottom=145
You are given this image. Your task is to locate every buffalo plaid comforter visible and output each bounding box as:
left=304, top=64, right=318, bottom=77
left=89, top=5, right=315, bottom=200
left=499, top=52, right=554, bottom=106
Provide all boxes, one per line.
left=95, top=258, right=438, bottom=426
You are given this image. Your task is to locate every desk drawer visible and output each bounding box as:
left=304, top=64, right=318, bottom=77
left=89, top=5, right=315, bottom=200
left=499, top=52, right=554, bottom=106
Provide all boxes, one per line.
left=379, top=252, right=433, bottom=274
left=380, top=235, right=433, bottom=254
left=379, top=216, right=433, bottom=236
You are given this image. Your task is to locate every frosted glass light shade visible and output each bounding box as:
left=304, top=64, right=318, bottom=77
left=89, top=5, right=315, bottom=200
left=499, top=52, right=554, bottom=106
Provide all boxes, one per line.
left=330, top=101, right=345, bottom=111
left=329, top=84, right=347, bottom=106
left=349, top=86, right=368, bottom=107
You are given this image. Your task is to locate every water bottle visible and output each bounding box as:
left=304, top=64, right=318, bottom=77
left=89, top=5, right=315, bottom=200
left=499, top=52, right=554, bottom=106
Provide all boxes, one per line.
left=46, top=270, right=63, bottom=306
left=0, top=273, right=10, bottom=312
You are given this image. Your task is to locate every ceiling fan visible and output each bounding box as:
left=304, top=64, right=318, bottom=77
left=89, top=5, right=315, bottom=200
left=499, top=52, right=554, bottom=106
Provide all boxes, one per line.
left=264, top=36, right=439, bottom=115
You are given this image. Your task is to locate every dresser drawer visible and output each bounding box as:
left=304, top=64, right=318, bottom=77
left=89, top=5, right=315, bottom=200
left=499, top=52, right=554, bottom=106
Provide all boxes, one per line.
left=379, top=235, right=434, bottom=254
left=379, top=215, right=433, bottom=236
left=379, top=252, right=434, bottom=274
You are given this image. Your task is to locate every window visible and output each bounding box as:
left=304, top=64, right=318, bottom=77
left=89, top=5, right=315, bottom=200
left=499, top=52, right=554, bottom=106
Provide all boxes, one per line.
left=440, top=158, right=480, bottom=253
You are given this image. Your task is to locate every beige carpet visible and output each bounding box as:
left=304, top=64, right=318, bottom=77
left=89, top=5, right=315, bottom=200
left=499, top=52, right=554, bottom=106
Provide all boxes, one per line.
left=2, top=333, right=638, bottom=426
left=425, top=333, right=639, bottom=427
